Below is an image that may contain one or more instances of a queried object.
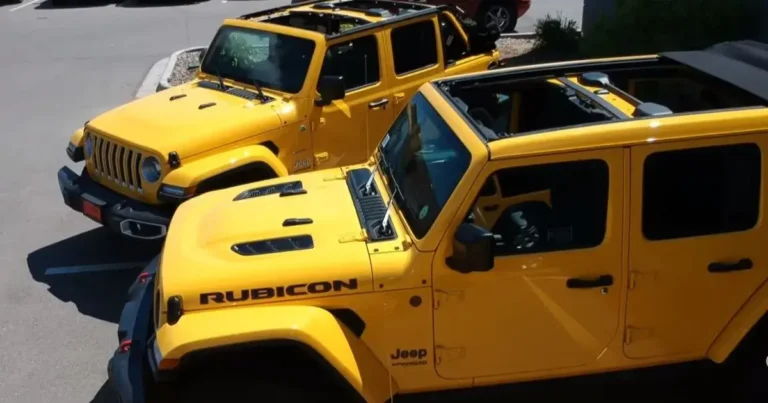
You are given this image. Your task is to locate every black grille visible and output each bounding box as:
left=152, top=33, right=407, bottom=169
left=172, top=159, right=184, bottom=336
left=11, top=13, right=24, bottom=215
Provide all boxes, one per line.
left=90, top=133, right=143, bottom=192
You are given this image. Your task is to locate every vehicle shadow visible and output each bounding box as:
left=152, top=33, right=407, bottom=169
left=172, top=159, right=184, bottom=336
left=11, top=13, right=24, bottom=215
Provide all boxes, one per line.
left=27, top=227, right=162, bottom=324
left=34, top=0, right=203, bottom=10
left=90, top=381, right=118, bottom=403
left=400, top=358, right=768, bottom=402
left=116, top=0, right=206, bottom=8
left=35, top=0, right=117, bottom=9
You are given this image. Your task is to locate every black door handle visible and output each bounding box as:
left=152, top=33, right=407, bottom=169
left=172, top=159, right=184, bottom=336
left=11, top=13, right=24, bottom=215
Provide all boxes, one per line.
left=566, top=274, right=613, bottom=289
left=369, top=98, right=389, bottom=109
left=708, top=258, right=753, bottom=273
left=482, top=204, right=500, bottom=212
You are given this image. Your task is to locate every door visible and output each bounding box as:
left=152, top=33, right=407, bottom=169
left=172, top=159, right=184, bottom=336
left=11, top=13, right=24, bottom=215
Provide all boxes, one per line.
left=310, top=32, right=393, bottom=169
left=384, top=16, right=444, bottom=122
left=433, top=149, right=625, bottom=379
left=439, top=12, right=496, bottom=77
left=624, top=134, right=768, bottom=358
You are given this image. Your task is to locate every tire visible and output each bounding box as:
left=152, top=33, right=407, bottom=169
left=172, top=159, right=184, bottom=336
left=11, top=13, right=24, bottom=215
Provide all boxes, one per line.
left=478, top=1, right=518, bottom=33
left=170, top=347, right=349, bottom=403
left=174, top=377, right=319, bottom=403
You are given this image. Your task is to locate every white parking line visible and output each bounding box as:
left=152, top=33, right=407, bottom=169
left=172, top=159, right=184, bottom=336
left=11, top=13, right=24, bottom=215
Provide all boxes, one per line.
left=45, top=262, right=147, bottom=276
left=9, top=0, right=41, bottom=12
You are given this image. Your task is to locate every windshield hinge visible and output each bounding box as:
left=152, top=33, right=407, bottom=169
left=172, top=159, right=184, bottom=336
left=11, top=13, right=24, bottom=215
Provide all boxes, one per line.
left=323, top=169, right=348, bottom=181
left=338, top=229, right=368, bottom=243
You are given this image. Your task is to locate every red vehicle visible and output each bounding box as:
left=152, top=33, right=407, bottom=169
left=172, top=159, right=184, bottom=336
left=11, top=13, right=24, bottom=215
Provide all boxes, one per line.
left=427, top=0, right=531, bottom=32
left=291, top=0, right=531, bottom=33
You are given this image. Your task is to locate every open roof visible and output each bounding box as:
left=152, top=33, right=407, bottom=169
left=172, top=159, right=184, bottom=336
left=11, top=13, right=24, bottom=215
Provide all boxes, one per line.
left=435, top=40, right=768, bottom=144
left=239, top=0, right=444, bottom=38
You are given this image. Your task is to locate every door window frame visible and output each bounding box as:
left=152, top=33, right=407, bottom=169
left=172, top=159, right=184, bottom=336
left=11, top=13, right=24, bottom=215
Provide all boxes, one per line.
left=439, top=148, right=623, bottom=263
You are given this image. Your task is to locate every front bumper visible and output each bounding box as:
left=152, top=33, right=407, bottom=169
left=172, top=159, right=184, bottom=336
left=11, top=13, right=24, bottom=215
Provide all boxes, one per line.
left=57, top=166, right=174, bottom=240
left=107, top=256, right=160, bottom=403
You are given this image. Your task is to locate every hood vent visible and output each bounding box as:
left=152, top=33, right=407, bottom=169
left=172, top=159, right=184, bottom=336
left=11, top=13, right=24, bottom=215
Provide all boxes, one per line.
left=234, top=181, right=303, bottom=201
left=232, top=234, right=314, bottom=256
left=197, top=80, right=273, bottom=103
left=283, top=218, right=313, bottom=227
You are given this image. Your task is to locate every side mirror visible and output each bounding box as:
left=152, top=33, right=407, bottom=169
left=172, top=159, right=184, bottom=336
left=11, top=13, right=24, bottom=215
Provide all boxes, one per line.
left=315, top=76, right=345, bottom=106
left=445, top=223, right=495, bottom=273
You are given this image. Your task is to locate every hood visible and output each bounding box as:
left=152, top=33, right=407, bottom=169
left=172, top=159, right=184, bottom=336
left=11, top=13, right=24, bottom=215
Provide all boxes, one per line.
left=159, top=167, right=375, bottom=312
left=87, top=81, right=285, bottom=159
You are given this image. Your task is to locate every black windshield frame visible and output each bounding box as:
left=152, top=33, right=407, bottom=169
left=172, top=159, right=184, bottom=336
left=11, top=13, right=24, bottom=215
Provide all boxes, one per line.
left=378, top=92, right=472, bottom=239
left=200, top=25, right=317, bottom=94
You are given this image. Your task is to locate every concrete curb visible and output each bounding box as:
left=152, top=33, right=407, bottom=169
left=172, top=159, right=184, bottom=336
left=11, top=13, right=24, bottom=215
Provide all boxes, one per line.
left=500, top=29, right=581, bottom=40
left=500, top=31, right=537, bottom=39
left=156, top=46, right=207, bottom=92
left=135, top=57, right=169, bottom=99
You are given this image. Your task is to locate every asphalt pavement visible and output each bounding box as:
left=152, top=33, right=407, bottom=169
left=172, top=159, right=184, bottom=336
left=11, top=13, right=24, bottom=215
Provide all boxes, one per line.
left=0, top=0, right=764, bottom=402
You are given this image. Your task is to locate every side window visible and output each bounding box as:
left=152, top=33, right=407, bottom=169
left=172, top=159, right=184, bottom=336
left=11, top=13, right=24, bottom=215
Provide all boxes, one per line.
left=319, top=35, right=380, bottom=91
left=390, top=20, right=438, bottom=75
left=642, top=143, right=761, bottom=240
left=469, top=159, right=610, bottom=256
left=438, top=13, right=469, bottom=65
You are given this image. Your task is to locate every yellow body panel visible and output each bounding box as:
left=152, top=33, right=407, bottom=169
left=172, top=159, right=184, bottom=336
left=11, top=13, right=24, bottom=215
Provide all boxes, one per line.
left=154, top=304, right=396, bottom=402
left=148, top=46, right=768, bottom=401
left=161, top=144, right=290, bottom=188
left=71, top=6, right=494, bottom=207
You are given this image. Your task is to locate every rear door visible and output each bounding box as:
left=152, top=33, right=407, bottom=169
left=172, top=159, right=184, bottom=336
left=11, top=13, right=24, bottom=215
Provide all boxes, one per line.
left=382, top=15, right=444, bottom=120
left=439, top=11, right=496, bottom=76
left=624, top=133, right=768, bottom=359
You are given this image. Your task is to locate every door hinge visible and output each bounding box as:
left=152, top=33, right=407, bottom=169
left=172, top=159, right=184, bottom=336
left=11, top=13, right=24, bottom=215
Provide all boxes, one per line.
left=338, top=229, right=368, bottom=243
left=394, top=92, right=405, bottom=104
left=628, top=270, right=658, bottom=290
left=433, top=289, right=464, bottom=310
left=314, top=152, right=329, bottom=165
left=628, top=271, right=638, bottom=290
left=624, top=326, right=653, bottom=345
left=435, top=346, right=465, bottom=366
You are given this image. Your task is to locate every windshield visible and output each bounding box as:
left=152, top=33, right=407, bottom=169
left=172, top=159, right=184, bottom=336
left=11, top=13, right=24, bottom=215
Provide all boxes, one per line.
left=378, top=92, right=471, bottom=239
left=201, top=25, right=316, bottom=94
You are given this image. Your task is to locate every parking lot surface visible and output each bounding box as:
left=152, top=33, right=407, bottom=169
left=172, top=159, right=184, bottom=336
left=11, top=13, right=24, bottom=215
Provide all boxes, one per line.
left=0, top=0, right=764, bottom=402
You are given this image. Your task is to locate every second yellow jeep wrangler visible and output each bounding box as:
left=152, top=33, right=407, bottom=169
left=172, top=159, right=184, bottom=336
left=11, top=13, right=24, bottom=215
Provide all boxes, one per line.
left=107, top=40, right=768, bottom=402
left=57, top=0, right=500, bottom=240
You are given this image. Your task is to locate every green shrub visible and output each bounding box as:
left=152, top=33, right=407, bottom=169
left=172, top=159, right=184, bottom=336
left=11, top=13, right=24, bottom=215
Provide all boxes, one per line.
left=581, top=0, right=761, bottom=58
left=532, top=12, right=582, bottom=61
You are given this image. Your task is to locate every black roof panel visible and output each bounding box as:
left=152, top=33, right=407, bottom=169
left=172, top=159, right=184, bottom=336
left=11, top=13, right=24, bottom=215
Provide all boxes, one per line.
left=660, top=40, right=768, bottom=104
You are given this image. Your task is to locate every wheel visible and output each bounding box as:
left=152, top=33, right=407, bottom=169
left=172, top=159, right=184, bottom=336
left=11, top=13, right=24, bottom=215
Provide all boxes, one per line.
left=478, top=1, right=518, bottom=33
left=169, top=347, right=350, bottom=403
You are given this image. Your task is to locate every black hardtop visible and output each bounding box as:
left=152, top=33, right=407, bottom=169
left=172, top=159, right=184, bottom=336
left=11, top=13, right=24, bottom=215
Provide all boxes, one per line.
left=660, top=40, right=768, bottom=104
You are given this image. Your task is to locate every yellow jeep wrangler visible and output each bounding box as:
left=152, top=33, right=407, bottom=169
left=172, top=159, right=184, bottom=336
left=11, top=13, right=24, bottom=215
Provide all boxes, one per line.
left=108, top=40, right=768, bottom=402
left=58, top=0, right=500, bottom=240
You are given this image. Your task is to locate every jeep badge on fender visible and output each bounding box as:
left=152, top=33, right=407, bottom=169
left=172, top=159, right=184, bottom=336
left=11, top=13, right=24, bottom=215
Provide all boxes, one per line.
left=390, top=348, right=428, bottom=366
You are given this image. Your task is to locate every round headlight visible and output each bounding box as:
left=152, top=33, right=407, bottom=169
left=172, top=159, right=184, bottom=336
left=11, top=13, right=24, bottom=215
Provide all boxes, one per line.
left=141, top=156, right=162, bottom=183
left=83, top=133, right=94, bottom=158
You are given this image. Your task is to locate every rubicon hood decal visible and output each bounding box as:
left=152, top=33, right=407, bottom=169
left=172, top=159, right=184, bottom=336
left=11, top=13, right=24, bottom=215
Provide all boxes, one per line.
left=199, top=278, right=360, bottom=305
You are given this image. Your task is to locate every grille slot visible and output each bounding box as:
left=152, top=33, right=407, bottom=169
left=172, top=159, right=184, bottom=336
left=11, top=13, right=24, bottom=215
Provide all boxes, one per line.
left=89, top=133, right=144, bottom=193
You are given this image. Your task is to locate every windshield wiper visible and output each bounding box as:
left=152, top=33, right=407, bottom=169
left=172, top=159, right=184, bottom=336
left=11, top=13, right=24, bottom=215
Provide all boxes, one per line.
left=378, top=186, right=399, bottom=237
left=251, top=79, right=268, bottom=104
left=214, top=68, right=227, bottom=91
left=377, top=143, right=403, bottom=200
